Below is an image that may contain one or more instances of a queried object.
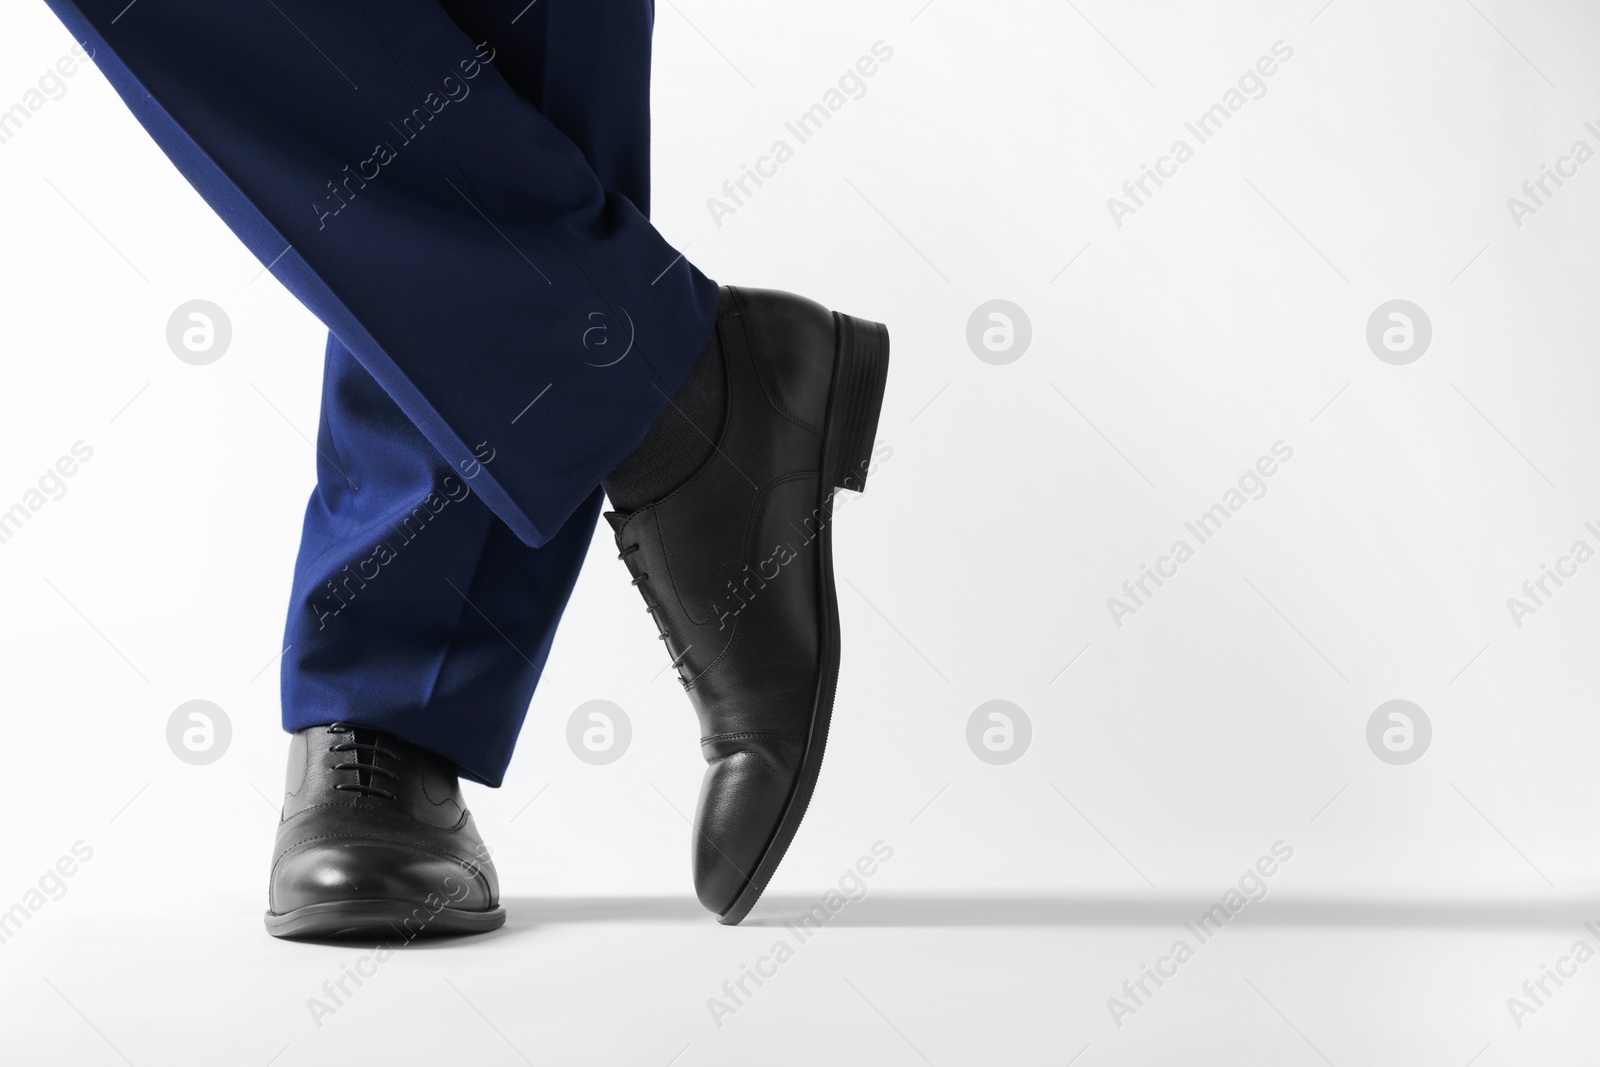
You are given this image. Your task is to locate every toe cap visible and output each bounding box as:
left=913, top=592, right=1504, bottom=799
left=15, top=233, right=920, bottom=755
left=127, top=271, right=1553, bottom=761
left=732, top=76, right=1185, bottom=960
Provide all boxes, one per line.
left=271, top=841, right=495, bottom=916
left=691, top=739, right=805, bottom=916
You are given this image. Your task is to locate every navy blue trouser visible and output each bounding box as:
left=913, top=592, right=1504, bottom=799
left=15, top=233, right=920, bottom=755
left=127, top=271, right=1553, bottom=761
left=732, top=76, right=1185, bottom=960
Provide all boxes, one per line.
left=46, top=0, right=719, bottom=784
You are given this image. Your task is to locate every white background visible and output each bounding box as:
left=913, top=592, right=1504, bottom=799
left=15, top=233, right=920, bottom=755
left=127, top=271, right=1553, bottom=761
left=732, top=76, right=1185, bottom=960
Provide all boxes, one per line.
left=3, top=0, right=1600, bottom=1062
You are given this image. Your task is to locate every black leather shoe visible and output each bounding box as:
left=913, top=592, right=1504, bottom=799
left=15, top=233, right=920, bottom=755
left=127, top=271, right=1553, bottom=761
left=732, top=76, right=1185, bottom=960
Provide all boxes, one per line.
left=607, top=285, right=890, bottom=924
left=264, top=723, right=505, bottom=939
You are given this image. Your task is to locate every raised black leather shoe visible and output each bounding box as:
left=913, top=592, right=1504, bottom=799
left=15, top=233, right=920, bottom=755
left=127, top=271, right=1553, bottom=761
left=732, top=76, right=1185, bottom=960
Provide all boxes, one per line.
left=264, top=723, right=504, bottom=939
left=608, top=285, right=889, bottom=924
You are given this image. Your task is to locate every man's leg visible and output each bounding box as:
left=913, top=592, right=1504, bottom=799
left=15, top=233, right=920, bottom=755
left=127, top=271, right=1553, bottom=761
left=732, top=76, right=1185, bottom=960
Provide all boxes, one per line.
left=282, top=340, right=603, bottom=788
left=284, top=0, right=663, bottom=788
left=46, top=0, right=895, bottom=932
left=250, top=0, right=698, bottom=937
left=44, top=0, right=718, bottom=547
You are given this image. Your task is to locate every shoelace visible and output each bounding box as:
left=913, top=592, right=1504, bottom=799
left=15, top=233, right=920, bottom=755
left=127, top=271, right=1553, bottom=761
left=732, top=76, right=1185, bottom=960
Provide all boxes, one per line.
left=327, top=722, right=399, bottom=799
left=619, top=543, right=693, bottom=687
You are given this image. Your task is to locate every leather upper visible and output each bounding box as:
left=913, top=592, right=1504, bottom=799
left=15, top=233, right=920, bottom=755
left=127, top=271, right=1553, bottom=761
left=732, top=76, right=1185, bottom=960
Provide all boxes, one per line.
left=608, top=286, right=836, bottom=738
left=269, top=723, right=498, bottom=915
left=608, top=285, right=844, bottom=913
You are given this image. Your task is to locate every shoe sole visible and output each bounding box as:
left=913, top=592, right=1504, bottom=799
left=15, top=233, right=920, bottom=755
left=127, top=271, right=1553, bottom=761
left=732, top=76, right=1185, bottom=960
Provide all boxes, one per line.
left=717, top=311, right=890, bottom=926
left=264, top=899, right=506, bottom=940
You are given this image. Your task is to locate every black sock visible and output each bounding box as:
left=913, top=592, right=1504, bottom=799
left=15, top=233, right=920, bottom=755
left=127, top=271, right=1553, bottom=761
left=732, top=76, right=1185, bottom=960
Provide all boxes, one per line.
left=602, top=331, right=725, bottom=513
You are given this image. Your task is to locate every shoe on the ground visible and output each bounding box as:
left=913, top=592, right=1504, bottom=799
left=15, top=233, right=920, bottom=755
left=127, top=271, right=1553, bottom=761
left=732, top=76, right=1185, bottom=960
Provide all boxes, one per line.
left=264, top=723, right=504, bottom=939
left=608, top=285, right=890, bottom=925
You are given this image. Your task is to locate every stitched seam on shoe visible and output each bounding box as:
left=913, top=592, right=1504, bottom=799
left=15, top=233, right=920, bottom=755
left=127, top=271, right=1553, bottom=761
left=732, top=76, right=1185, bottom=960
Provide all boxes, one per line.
left=270, top=832, right=484, bottom=885
left=685, top=473, right=814, bottom=687
left=701, top=731, right=807, bottom=743
left=687, top=470, right=819, bottom=691
left=660, top=465, right=813, bottom=621
left=729, top=285, right=824, bottom=437
left=280, top=801, right=468, bottom=834
left=417, top=759, right=464, bottom=813
left=616, top=298, right=822, bottom=525
left=612, top=316, right=741, bottom=524
left=617, top=353, right=821, bottom=685
left=419, top=764, right=443, bottom=808
left=651, top=507, right=741, bottom=666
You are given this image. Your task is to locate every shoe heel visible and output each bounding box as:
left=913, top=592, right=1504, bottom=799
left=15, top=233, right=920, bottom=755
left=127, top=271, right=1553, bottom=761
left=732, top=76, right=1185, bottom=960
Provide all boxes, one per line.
left=827, top=313, right=890, bottom=494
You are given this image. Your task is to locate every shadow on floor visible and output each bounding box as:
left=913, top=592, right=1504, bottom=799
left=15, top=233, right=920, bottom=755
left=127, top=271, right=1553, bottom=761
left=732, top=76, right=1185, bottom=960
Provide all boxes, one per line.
left=494, top=893, right=1600, bottom=930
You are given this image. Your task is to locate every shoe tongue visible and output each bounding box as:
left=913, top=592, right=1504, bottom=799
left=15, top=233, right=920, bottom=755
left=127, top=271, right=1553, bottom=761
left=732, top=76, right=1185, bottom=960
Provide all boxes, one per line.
left=352, top=727, right=378, bottom=790
left=342, top=725, right=394, bottom=792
